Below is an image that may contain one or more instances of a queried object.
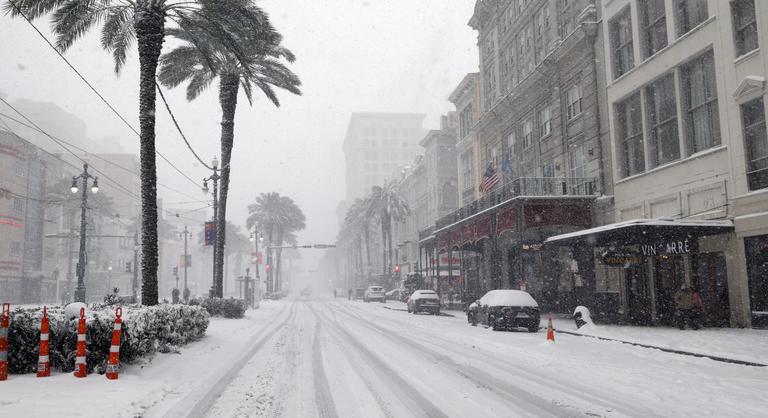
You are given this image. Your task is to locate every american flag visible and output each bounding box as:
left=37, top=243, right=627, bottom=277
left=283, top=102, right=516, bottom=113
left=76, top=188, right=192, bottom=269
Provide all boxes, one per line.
left=479, top=166, right=501, bottom=193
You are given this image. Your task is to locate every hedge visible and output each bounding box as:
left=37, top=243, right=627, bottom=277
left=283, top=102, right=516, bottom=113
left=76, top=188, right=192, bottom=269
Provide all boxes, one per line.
left=189, top=297, right=245, bottom=319
left=5, top=304, right=209, bottom=375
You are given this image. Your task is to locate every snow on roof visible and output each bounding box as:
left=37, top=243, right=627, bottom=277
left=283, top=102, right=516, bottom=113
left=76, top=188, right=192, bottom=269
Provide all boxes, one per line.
left=479, top=290, right=538, bottom=307
left=545, top=218, right=734, bottom=244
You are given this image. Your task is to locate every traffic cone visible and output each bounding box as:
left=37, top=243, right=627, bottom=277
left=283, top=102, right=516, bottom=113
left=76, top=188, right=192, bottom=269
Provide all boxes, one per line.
left=106, top=307, right=122, bottom=380
left=0, top=303, right=9, bottom=381
left=73, top=307, right=87, bottom=378
left=546, top=317, right=555, bottom=342
left=37, top=306, right=50, bottom=377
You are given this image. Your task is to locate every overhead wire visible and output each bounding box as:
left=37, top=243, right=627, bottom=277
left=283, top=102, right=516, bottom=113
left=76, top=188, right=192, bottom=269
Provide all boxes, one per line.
left=7, top=0, right=203, bottom=189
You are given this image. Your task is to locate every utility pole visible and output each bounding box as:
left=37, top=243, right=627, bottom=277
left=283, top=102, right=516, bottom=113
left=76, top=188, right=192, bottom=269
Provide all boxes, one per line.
left=182, top=225, right=190, bottom=302
left=71, top=163, right=99, bottom=303
left=202, top=156, right=221, bottom=298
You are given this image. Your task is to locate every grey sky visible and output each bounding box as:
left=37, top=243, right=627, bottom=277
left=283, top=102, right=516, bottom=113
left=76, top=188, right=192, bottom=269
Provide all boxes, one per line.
left=0, top=0, right=478, bottom=269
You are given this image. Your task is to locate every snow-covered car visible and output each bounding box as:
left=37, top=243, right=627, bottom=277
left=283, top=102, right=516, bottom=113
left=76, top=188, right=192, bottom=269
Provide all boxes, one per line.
left=364, top=286, right=385, bottom=303
left=406, top=290, right=440, bottom=315
left=300, top=287, right=311, bottom=297
left=472, top=290, right=539, bottom=332
left=385, top=288, right=404, bottom=301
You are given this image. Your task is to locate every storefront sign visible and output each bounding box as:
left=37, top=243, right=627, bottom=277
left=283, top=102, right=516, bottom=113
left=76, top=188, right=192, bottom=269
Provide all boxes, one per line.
left=601, top=251, right=643, bottom=267
left=640, top=239, right=692, bottom=256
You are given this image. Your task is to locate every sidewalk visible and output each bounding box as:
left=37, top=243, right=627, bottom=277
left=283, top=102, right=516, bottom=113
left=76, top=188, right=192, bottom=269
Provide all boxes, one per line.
left=547, top=314, right=768, bottom=366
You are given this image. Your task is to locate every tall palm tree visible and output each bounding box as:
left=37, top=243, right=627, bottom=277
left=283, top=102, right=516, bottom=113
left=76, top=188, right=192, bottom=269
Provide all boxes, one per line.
left=367, top=181, right=410, bottom=276
left=5, top=0, right=279, bottom=305
left=157, top=9, right=300, bottom=298
left=345, top=198, right=374, bottom=281
left=246, top=192, right=305, bottom=292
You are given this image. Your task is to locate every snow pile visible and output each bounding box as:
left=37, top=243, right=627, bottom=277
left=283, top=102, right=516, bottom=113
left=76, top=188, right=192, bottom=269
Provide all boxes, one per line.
left=4, top=304, right=209, bottom=375
left=479, top=289, right=538, bottom=307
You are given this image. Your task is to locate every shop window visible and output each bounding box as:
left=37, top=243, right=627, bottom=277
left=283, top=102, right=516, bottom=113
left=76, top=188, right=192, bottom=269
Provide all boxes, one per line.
left=675, top=0, right=708, bottom=37
left=616, top=92, right=645, bottom=177
left=610, top=7, right=634, bottom=78
left=731, top=0, right=759, bottom=57
left=741, top=97, right=768, bottom=191
left=646, top=73, right=680, bottom=167
left=640, top=0, right=668, bottom=59
left=681, top=50, right=720, bottom=155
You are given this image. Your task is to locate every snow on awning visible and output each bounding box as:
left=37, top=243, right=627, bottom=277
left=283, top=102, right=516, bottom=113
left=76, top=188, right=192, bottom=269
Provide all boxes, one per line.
left=545, top=218, right=734, bottom=247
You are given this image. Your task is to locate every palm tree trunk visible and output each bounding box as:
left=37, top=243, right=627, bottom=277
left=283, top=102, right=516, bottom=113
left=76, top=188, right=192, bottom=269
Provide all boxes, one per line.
left=214, top=75, right=240, bottom=298
left=275, top=228, right=284, bottom=291
left=135, top=6, right=165, bottom=306
left=266, top=224, right=274, bottom=293
left=363, top=221, right=371, bottom=282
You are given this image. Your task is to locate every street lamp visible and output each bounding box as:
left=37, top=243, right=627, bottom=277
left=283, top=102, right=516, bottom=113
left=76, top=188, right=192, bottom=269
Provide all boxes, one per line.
left=71, top=163, right=99, bottom=303
left=202, top=156, right=222, bottom=298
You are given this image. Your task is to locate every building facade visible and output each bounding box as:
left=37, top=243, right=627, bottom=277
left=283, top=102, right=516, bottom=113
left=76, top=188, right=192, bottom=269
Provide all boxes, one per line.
left=419, top=0, right=612, bottom=312
left=549, top=0, right=768, bottom=328
left=449, top=73, right=483, bottom=206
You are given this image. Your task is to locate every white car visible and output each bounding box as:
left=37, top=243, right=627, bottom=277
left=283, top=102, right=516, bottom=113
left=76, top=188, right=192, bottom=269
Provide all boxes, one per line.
left=407, top=290, right=440, bottom=315
left=364, top=286, right=385, bottom=303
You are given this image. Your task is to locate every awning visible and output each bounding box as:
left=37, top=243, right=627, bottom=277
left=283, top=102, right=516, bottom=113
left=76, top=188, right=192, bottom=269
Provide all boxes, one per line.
left=545, top=218, right=734, bottom=247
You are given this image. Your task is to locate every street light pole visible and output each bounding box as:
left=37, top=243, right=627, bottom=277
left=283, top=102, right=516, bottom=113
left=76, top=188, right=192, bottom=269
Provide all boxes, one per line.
left=202, top=156, right=221, bottom=298
left=183, top=225, right=190, bottom=302
left=71, top=163, right=99, bottom=303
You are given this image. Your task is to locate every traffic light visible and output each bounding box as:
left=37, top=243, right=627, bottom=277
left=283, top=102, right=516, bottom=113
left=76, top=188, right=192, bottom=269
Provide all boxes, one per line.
left=394, top=264, right=400, bottom=273
left=265, top=264, right=271, bottom=272
left=173, top=266, right=178, bottom=276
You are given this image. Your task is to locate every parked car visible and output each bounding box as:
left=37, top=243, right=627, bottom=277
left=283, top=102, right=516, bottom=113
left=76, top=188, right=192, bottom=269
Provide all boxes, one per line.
left=364, top=286, right=386, bottom=303
left=385, top=288, right=403, bottom=301
left=407, top=290, right=441, bottom=315
left=469, top=289, right=540, bottom=332
left=300, top=287, right=312, bottom=297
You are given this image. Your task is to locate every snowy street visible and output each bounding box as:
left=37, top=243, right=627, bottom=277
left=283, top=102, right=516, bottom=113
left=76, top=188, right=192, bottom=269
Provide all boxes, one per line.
left=3, top=297, right=768, bottom=417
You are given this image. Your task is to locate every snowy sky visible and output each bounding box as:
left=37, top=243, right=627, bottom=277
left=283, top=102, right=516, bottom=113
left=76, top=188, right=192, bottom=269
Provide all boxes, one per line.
left=0, top=0, right=479, bottom=271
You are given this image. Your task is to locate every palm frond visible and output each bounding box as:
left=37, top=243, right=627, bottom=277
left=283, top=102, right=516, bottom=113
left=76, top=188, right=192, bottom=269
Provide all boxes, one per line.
left=100, top=5, right=134, bottom=73
left=3, top=0, right=70, bottom=19
left=51, top=0, right=110, bottom=52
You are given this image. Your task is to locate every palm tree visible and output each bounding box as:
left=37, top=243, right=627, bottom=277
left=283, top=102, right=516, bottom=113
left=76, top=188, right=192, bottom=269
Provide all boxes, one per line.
left=344, top=198, right=374, bottom=281
left=246, top=192, right=305, bottom=292
left=367, top=180, right=410, bottom=276
left=158, top=11, right=301, bottom=298
left=5, top=0, right=280, bottom=305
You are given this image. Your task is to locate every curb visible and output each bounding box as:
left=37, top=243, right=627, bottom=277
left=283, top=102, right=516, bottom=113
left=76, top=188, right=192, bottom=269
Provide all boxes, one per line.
left=554, top=328, right=767, bottom=367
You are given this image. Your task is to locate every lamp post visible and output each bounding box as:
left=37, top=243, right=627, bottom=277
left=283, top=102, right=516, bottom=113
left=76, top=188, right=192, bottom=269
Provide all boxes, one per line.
left=249, top=228, right=263, bottom=304
left=202, top=156, right=221, bottom=298
left=179, top=225, right=191, bottom=302
left=70, top=163, right=99, bottom=303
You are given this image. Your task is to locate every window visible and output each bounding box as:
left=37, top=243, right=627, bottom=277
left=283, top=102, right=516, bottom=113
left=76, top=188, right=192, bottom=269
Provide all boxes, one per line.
left=462, top=151, right=474, bottom=191
left=542, top=160, right=555, bottom=177
left=490, top=145, right=499, bottom=168
left=640, top=0, right=668, bottom=58
left=616, top=93, right=645, bottom=177
left=675, top=0, right=708, bottom=36
left=610, top=7, right=634, bottom=78
left=742, top=98, right=768, bottom=190
left=459, top=104, right=473, bottom=139
left=14, top=159, right=26, bottom=177
left=646, top=74, right=680, bottom=167
left=8, top=241, right=22, bottom=257
left=732, top=0, right=759, bottom=57
left=13, top=197, right=24, bottom=212
left=506, top=130, right=516, bottom=156
left=570, top=145, right=588, bottom=194
left=539, top=106, right=552, bottom=137
left=566, top=84, right=582, bottom=119
left=523, top=119, right=533, bottom=148
left=682, top=50, right=720, bottom=154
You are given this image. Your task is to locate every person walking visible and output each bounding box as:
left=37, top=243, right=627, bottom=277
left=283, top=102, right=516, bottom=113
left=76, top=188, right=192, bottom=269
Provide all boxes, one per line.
left=348, top=288, right=352, bottom=301
left=674, top=285, right=703, bottom=330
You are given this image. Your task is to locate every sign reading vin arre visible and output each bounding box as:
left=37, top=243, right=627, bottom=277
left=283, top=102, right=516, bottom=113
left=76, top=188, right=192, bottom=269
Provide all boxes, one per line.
left=640, top=238, right=692, bottom=256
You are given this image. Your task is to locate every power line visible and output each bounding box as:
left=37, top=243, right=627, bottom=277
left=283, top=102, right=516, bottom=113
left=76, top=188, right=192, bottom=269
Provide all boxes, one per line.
left=8, top=0, right=202, bottom=189
left=0, top=110, right=204, bottom=202
left=156, top=83, right=215, bottom=171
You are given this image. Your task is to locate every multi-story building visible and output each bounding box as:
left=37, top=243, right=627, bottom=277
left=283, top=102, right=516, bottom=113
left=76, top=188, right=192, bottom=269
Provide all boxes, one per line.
left=419, top=0, right=612, bottom=311
left=343, top=112, right=427, bottom=202
left=548, top=0, right=768, bottom=329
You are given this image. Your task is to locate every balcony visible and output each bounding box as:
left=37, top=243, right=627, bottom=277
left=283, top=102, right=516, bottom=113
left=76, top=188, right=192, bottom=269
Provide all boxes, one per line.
left=434, top=177, right=596, bottom=230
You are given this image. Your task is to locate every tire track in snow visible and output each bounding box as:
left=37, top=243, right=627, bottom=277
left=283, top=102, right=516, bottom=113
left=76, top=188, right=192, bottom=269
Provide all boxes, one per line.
left=310, top=303, right=448, bottom=418
left=160, top=301, right=298, bottom=418
left=331, top=302, right=637, bottom=418
left=312, top=320, right=339, bottom=418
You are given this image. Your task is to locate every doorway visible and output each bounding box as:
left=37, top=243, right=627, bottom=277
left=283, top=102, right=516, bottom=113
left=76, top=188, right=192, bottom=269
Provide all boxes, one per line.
left=654, top=256, right=685, bottom=326
left=694, top=252, right=729, bottom=327
left=625, top=263, right=652, bottom=325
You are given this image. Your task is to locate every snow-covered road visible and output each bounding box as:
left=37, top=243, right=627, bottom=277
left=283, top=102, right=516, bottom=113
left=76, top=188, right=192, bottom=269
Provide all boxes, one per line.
left=198, top=298, right=768, bottom=417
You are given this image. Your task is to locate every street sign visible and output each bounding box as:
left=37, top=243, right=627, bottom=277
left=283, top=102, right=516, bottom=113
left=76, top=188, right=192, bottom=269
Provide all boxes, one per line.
left=204, top=222, right=216, bottom=246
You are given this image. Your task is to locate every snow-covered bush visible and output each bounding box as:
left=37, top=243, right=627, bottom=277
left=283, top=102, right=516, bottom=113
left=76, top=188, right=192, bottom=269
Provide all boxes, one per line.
left=4, top=304, right=209, bottom=375
left=199, top=297, right=245, bottom=318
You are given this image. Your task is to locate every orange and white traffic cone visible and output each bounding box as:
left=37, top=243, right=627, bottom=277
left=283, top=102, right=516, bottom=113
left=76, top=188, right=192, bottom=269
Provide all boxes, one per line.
left=37, top=306, right=50, bottom=377
left=546, top=317, right=555, bottom=342
left=106, top=307, right=122, bottom=380
left=73, top=307, right=87, bottom=378
left=0, top=303, right=9, bottom=381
